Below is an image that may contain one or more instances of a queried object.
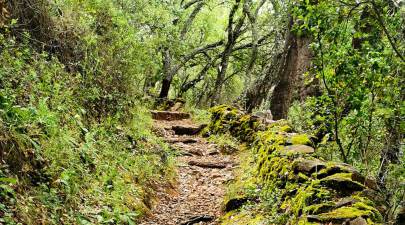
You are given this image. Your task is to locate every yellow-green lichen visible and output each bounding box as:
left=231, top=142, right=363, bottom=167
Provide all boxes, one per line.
left=316, top=206, right=372, bottom=221
left=291, top=134, right=312, bottom=145
left=280, top=125, right=292, bottom=132
left=303, top=202, right=335, bottom=214
left=221, top=210, right=267, bottom=225
left=207, top=106, right=382, bottom=225
left=297, top=217, right=322, bottom=225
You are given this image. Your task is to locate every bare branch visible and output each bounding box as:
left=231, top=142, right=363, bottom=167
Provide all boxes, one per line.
left=181, top=2, right=205, bottom=39
left=170, top=40, right=224, bottom=76
left=180, top=58, right=218, bottom=94
left=232, top=32, right=273, bottom=51
left=182, top=0, right=203, bottom=9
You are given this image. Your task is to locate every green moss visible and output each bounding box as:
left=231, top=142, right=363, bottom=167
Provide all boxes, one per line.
left=316, top=206, right=372, bottom=221
left=221, top=210, right=267, bottom=225
left=304, top=202, right=335, bottom=214
left=314, top=187, right=331, bottom=200
left=291, top=134, right=312, bottom=145
left=209, top=105, right=231, bottom=114
left=206, top=105, right=382, bottom=225
left=280, top=125, right=292, bottom=132
left=257, top=156, right=291, bottom=183
left=324, top=172, right=352, bottom=180
left=297, top=218, right=321, bottom=225
left=309, top=196, right=381, bottom=222
left=256, top=130, right=286, bottom=146
left=352, top=202, right=383, bottom=222
left=298, top=172, right=309, bottom=181
left=290, top=183, right=316, bottom=216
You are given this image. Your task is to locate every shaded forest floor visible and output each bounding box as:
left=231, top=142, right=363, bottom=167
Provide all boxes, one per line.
left=139, top=111, right=237, bottom=225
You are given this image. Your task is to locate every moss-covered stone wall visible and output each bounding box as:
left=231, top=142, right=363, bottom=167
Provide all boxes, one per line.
left=206, top=105, right=384, bottom=225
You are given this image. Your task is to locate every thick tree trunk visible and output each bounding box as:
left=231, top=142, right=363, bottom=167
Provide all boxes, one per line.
left=270, top=18, right=298, bottom=120
left=158, top=49, right=172, bottom=99
left=270, top=17, right=314, bottom=119
left=297, top=37, right=318, bottom=101
left=159, top=77, right=172, bottom=99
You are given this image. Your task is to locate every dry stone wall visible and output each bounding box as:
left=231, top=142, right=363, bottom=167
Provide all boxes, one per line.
left=205, top=105, right=384, bottom=225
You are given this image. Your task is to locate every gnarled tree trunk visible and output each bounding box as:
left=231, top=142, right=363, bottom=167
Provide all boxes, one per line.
left=270, top=17, right=315, bottom=119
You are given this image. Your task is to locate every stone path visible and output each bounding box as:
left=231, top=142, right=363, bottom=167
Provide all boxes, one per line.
left=139, top=111, right=236, bottom=225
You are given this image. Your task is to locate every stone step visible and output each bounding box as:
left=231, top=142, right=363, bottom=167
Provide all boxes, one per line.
left=164, top=137, right=199, bottom=144
left=151, top=110, right=191, bottom=121
left=180, top=215, right=214, bottom=225
left=171, top=124, right=207, bottom=136
left=188, top=160, right=229, bottom=169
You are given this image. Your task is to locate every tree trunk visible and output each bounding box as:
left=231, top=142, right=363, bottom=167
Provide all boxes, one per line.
left=159, top=48, right=173, bottom=99
left=270, top=17, right=314, bottom=119
left=211, top=47, right=232, bottom=106
left=210, top=0, right=244, bottom=107
left=270, top=18, right=298, bottom=120
left=245, top=53, right=282, bottom=112
left=159, top=77, right=172, bottom=99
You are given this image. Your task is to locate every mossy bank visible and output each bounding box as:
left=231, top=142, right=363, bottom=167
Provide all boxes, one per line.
left=205, top=105, right=384, bottom=225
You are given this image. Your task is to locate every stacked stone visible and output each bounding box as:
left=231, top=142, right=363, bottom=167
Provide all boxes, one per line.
left=206, top=105, right=384, bottom=225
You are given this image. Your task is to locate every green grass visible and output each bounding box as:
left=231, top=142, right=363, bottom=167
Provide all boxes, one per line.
left=3, top=105, right=175, bottom=224
left=0, top=38, right=175, bottom=223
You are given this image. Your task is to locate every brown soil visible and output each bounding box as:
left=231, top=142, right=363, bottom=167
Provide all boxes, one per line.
left=139, top=114, right=236, bottom=225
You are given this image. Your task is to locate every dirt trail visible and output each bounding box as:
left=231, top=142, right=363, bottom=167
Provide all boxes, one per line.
left=139, top=111, right=236, bottom=225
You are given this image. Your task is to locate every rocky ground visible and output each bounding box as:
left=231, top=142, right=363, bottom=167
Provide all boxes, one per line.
left=139, top=111, right=236, bottom=225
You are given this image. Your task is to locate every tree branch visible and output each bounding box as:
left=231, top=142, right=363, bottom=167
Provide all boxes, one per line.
left=180, top=58, right=217, bottom=94
left=170, top=40, right=224, bottom=76
left=181, top=2, right=205, bottom=39
left=232, top=32, right=273, bottom=51
left=182, top=0, right=203, bottom=9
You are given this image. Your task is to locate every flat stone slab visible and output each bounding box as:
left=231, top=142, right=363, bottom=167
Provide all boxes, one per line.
left=180, top=215, right=214, bottom=225
left=188, top=160, right=228, bottom=169
left=293, top=158, right=326, bottom=174
left=280, top=145, right=315, bottom=155
left=320, top=173, right=365, bottom=194
left=151, top=110, right=191, bottom=121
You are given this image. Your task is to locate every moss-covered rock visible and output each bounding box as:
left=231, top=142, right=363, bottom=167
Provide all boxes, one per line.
left=221, top=210, right=267, bottom=225
left=293, top=158, right=327, bottom=175
left=205, top=106, right=383, bottom=224
left=320, top=173, right=365, bottom=195
left=280, top=145, right=315, bottom=156
left=290, top=134, right=312, bottom=145
left=307, top=203, right=381, bottom=223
